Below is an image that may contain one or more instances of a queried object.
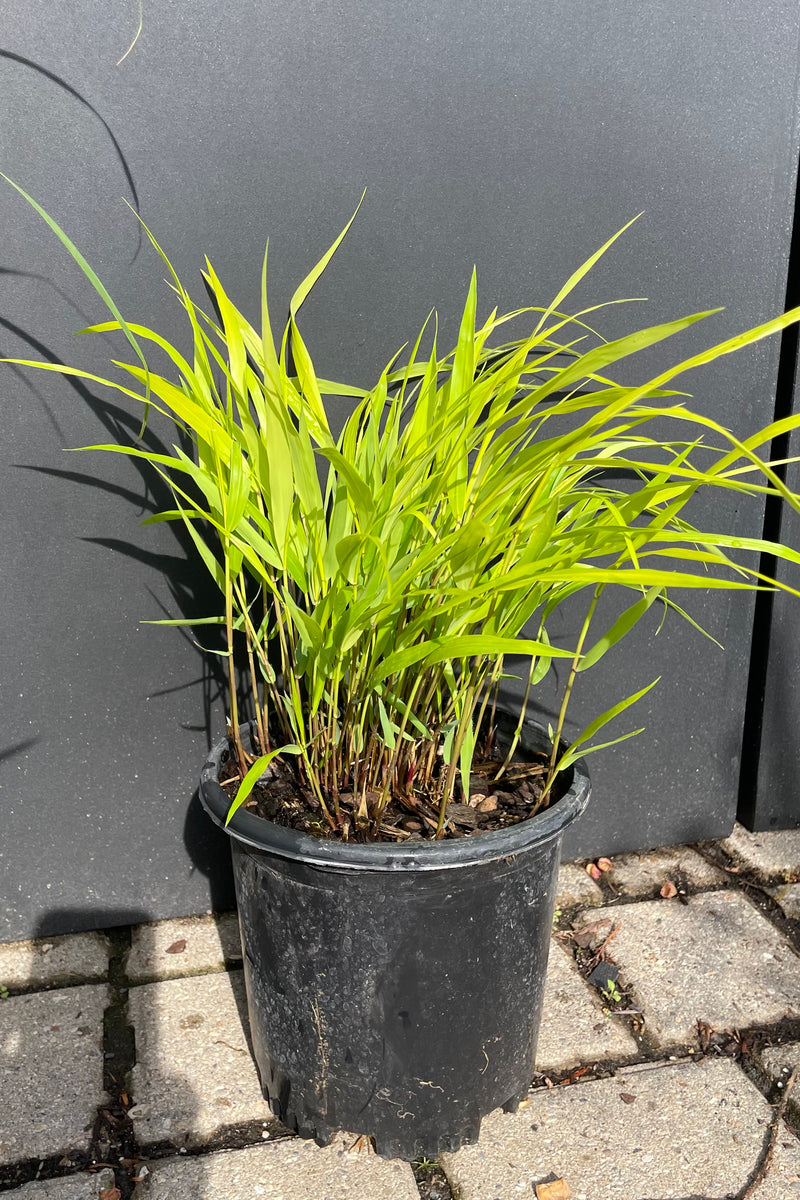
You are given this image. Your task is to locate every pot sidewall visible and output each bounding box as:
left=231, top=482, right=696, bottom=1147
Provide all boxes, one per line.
left=199, top=713, right=590, bottom=1158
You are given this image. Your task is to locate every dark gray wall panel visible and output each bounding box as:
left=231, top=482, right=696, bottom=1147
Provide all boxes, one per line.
left=2, top=2, right=800, bottom=938
left=749, top=434, right=800, bottom=829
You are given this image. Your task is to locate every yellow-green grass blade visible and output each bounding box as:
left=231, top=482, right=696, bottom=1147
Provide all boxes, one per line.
left=532, top=214, right=644, bottom=338
left=578, top=586, right=664, bottom=672
left=556, top=677, right=660, bottom=771
left=142, top=615, right=225, bottom=626
left=635, top=529, right=800, bottom=566
left=289, top=190, right=366, bottom=318
left=524, top=310, right=723, bottom=410
left=225, top=745, right=302, bottom=823
left=370, top=635, right=575, bottom=685
left=202, top=261, right=248, bottom=398
left=124, top=202, right=218, bottom=397
left=112, top=362, right=230, bottom=453
left=79, top=320, right=197, bottom=386
left=259, top=238, right=281, bottom=389
left=315, top=445, right=376, bottom=525
left=635, top=401, right=800, bottom=515
left=1, top=175, right=152, bottom=429
left=286, top=319, right=331, bottom=444
left=1, top=356, right=156, bottom=406
left=172, top=498, right=226, bottom=592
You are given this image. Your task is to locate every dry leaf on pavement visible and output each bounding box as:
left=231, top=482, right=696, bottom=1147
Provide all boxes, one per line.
left=535, top=1179, right=571, bottom=1199
left=572, top=917, right=613, bottom=949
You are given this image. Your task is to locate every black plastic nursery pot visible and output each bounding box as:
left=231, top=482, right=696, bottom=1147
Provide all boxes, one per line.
left=199, top=712, right=590, bottom=1160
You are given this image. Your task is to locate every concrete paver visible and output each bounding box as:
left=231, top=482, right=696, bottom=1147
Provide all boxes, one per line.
left=0, top=933, right=110, bottom=991
left=128, top=970, right=269, bottom=1145
left=536, top=941, right=639, bottom=1073
left=441, top=1057, right=800, bottom=1200
left=604, top=845, right=727, bottom=898
left=555, top=863, right=603, bottom=910
left=127, top=914, right=241, bottom=983
left=573, top=891, right=800, bottom=1048
left=0, top=985, right=109, bottom=1164
left=721, top=823, right=800, bottom=881
left=768, top=882, right=800, bottom=920
left=130, top=1135, right=418, bottom=1199
left=11, top=1169, right=116, bottom=1198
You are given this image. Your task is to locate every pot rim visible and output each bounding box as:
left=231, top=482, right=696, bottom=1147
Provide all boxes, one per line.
left=199, top=709, right=590, bottom=872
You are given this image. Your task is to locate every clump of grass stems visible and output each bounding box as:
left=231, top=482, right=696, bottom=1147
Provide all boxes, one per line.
left=5, top=180, right=800, bottom=841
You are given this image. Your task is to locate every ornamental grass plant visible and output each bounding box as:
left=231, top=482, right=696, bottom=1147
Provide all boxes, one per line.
left=6, top=181, right=800, bottom=841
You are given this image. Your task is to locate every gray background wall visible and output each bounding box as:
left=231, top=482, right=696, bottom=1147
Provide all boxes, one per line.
left=2, top=2, right=800, bottom=940
left=745, top=413, right=800, bottom=829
